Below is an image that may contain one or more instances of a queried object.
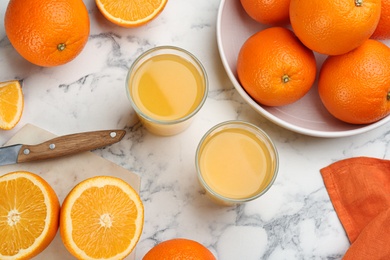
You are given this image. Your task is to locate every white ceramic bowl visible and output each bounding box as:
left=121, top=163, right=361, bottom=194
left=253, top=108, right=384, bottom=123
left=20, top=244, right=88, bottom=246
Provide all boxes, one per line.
left=216, top=0, right=390, bottom=138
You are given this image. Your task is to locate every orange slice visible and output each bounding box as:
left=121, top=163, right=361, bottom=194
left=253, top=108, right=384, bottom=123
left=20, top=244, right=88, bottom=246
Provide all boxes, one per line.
left=95, top=0, right=168, bottom=27
left=60, top=176, right=144, bottom=260
left=0, top=171, right=60, bottom=259
left=0, top=80, right=24, bottom=130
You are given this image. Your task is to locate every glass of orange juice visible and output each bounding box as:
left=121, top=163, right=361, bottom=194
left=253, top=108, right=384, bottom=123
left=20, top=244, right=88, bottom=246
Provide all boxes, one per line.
left=196, top=121, right=279, bottom=206
left=126, top=46, right=208, bottom=136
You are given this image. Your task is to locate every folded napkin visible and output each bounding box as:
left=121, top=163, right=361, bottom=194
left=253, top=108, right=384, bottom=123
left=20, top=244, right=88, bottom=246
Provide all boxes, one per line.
left=320, top=157, right=390, bottom=260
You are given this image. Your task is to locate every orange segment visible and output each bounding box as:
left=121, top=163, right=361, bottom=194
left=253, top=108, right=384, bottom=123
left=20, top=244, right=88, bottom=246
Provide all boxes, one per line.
left=95, top=0, right=168, bottom=27
left=60, top=176, right=144, bottom=260
left=0, top=80, right=24, bottom=130
left=0, top=171, right=60, bottom=259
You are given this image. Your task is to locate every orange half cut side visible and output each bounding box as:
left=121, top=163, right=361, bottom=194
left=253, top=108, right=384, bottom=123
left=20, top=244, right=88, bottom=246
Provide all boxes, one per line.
left=60, top=176, right=144, bottom=260
left=0, top=171, right=60, bottom=259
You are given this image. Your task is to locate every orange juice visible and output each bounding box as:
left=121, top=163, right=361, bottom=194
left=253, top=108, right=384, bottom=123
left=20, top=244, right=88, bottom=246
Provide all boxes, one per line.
left=196, top=121, right=278, bottom=205
left=126, top=46, right=208, bottom=136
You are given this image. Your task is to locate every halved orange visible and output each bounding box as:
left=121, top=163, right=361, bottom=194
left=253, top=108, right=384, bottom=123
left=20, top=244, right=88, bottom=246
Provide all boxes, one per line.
left=0, top=80, right=24, bottom=130
left=60, top=176, right=144, bottom=260
left=95, top=0, right=168, bottom=27
left=0, top=171, right=60, bottom=259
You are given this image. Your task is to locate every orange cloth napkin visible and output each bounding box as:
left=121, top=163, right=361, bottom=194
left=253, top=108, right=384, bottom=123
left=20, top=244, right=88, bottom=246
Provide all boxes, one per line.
left=320, top=157, right=390, bottom=260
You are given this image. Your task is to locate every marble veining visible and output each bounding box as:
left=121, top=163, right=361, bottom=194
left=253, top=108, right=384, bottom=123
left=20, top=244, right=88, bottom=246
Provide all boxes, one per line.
left=1, top=0, right=389, bottom=259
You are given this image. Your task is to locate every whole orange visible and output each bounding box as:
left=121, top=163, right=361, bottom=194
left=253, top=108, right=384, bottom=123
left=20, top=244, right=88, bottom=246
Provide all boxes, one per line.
left=237, top=27, right=316, bottom=107
left=371, top=0, right=390, bottom=39
left=142, top=238, right=216, bottom=260
left=318, top=39, right=390, bottom=124
left=290, top=0, right=381, bottom=55
left=240, top=0, right=291, bottom=25
left=4, top=0, right=90, bottom=67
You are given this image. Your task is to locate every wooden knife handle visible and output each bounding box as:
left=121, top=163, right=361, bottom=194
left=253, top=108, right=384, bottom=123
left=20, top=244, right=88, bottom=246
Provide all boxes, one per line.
left=17, top=130, right=126, bottom=163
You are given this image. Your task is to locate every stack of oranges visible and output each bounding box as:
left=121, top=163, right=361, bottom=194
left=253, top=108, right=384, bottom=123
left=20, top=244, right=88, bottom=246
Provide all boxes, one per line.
left=237, top=0, right=390, bottom=125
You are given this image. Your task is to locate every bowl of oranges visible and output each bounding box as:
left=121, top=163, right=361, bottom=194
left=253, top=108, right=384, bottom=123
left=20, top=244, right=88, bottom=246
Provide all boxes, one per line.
left=216, top=0, right=390, bottom=138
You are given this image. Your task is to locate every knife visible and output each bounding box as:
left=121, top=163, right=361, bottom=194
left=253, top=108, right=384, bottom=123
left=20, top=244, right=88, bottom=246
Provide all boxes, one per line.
left=0, top=129, right=126, bottom=166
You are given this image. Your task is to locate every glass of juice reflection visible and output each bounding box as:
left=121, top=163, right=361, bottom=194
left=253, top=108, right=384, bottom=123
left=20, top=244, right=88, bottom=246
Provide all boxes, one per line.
left=126, top=46, right=208, bottom=136
left=196, top=121, right=279, bottom=206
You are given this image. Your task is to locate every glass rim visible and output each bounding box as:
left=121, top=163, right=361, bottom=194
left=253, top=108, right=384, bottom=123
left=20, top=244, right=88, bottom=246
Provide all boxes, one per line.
left=126, top=45, right=209, bottom=126
left=195, top=120, right=279, bottom=204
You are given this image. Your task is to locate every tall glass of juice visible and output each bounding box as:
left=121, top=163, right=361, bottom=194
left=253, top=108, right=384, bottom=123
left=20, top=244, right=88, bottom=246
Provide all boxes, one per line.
left=196, top=121, right=279, bottom=206
left=126, top=46, right=208, bottom=136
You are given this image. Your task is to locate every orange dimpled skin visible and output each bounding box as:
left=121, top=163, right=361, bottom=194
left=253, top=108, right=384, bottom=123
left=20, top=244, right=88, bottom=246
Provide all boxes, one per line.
left=290, top=0, right=381, bottom=55
left=318, top=40, right=390, bottom=124
left=143, top=238, right=216, bottom=260
left=240, top=0, right=291, bottom=25
left=371, top=0, right=390, bottom=39
left=4, top=0, right=90, bottom=67
left=237, top=27, right=316, bottom=107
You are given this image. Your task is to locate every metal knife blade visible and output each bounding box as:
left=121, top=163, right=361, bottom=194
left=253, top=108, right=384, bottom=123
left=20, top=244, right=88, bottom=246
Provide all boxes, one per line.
left=0, top=144, right=23, bottom=166
left=0, top=129, right=126, bottom=166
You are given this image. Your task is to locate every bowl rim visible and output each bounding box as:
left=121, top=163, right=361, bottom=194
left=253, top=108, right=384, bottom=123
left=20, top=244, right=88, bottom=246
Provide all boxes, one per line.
left=216, top=0, right=390, bottom=138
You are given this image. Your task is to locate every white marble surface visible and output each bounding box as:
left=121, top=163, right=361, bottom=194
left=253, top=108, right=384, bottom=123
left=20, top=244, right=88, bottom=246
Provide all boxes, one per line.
left=1, top=0, right=389, bottom=259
